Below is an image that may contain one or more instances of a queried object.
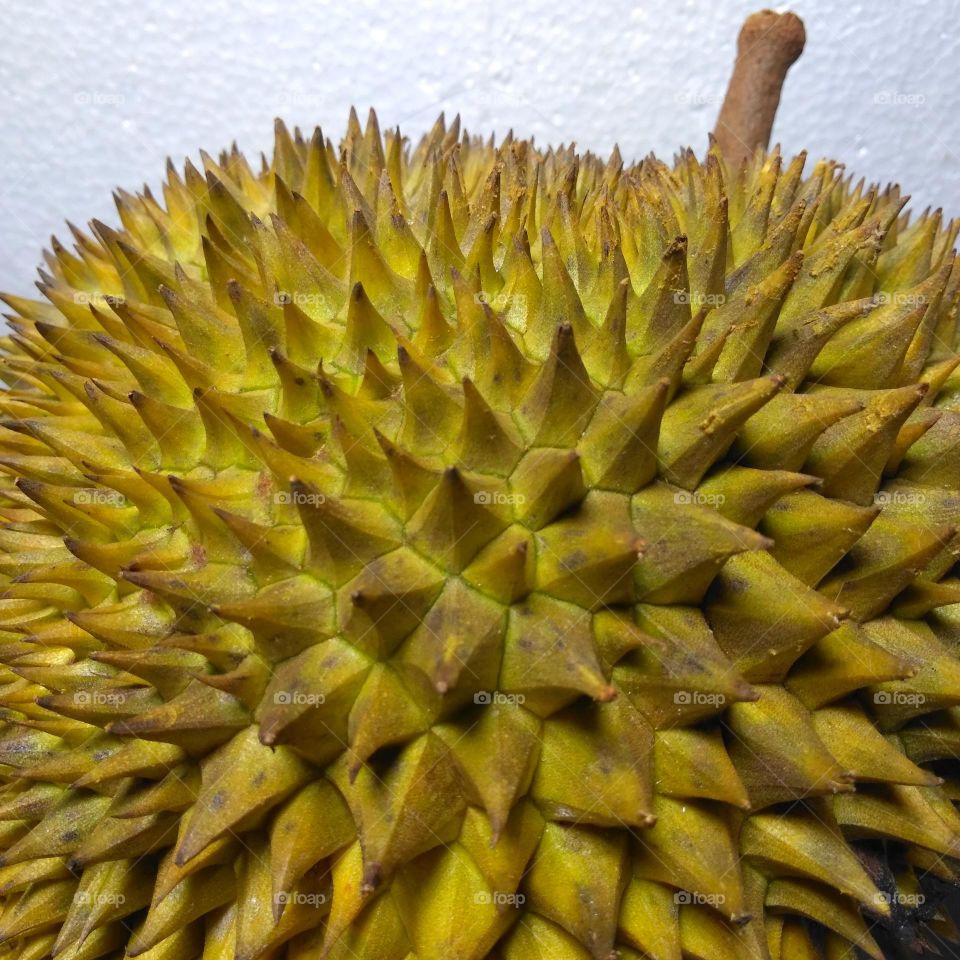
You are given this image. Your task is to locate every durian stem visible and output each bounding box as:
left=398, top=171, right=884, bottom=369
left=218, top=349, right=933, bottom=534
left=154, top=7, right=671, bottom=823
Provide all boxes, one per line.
left=714, top=9, right=806, bottom=166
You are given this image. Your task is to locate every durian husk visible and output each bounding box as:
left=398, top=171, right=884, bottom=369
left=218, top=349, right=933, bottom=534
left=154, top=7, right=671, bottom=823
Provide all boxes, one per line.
left=0, top=110, right=958, bottom=960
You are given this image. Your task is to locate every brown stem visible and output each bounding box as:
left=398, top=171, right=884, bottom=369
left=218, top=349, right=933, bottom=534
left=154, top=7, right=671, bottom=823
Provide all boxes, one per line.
left=713, top=10, right=806, bottom=166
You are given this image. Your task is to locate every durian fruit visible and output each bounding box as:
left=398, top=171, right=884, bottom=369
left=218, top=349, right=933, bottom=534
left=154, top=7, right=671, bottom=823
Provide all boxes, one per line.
left=1, top=99, right=960, bottom=960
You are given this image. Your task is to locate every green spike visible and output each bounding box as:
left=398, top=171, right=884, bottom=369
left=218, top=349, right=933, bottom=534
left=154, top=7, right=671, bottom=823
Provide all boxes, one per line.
left=270, top=781, right=354, bottom=916
left=174, top=727, right=309, bottom=866
left=398, top=578, right=505, bottom=700
left=627, top=236, right=690, bottom=356
left=69, top=810, right=180, bottom=869
left=617, top=604, right=758, bottom=727
left=782, top=212, right=886, bottom=322
left=805, top=384, right=928, bottom=503
left=734, top=390, right=864, bottom=471
left=760, top=490, right=879, bottom=585
left=0, top=792, right=111, bottom=866
left=706, top=551, right=847, bottom=681
left=740, top=805, right=882, bottom=909
left=337, top=547, right=445, bottom=658
left=864, top=617, right=960, bottom=726
left=457, top=378, right=523, bottom=475
left=339, top=282, right=396, bottom=374
left=764, top=298, right=873, bottom=389
left=811, top=704, right=940, bottom=786
left=518, top=324, right=599, bottom=446
left=618, top=878, right=681, bottom=960
left=397, top=341, right=461, bottom=455
left=330, top=732, right=464, bottom=892
left=706, top=251, right=804, bottom=382
left=127, top=864, right=235, bottom=956
left=658, top=376, right=784, bottom=488
left=786, top=621, right=915, bottom=709
left=534, top=491, right=643, bottom=608
left=531, top=696, right=654, bottom=827
left=631, top=482, right=772, bottom=603
left=435, top=703, right=541, bottom=836
left=524, top=822, right=628, bottom=956
left=577, top=380, right=667, bottom=492
left=726, top=686, right=854, bottom=808
left=293, top=482, right=401, bottom=585
left=259, top=637, right=371, bottom=763
left=634, top=795, right=748, bottom=922
left=818, top=513, right=954, bottom=619
left=537, top=229, right=592, bottom=348
left=405, top=467, right=511, bottom=572
left=346, top=663, right=434, bottom=772
left=509, top=448, right=586, bottom=529
left=106, top=679, right=249, bottom=754
left=695, top=465, right=818, bottom=528
left=461, top=525, right=535, bottom=604
left=500, top=594, right=615, bottom=715
left=811, top=292, right=929, bottom=388
left=623, top=306, right=705, bottom=399
left=158, top=285, right=245, bottom=374
left=654, top=728, right=750, bottom=808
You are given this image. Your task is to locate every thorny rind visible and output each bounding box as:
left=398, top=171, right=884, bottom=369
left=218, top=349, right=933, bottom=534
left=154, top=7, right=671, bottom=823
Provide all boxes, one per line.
left=0, top=111, right=958, bottom=959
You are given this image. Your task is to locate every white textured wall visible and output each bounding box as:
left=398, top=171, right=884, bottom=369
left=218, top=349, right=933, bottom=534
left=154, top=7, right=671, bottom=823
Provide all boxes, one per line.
left=2, top=0, right=959, bottom=296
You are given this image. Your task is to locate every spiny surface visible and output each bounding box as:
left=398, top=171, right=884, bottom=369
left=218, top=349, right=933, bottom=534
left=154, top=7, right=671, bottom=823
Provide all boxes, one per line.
left=1, top=110, right=960, bottom=960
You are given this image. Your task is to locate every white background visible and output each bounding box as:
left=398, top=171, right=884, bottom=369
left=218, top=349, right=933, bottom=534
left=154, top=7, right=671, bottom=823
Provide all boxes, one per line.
left=2, top=0, right=959, bottom=296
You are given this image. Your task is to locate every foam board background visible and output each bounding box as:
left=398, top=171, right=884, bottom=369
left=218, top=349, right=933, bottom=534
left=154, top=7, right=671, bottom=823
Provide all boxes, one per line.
left=2, top=0, right=958, bottom=294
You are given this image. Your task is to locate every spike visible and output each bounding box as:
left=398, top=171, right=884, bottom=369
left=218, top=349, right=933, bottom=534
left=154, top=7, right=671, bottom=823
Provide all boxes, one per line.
left=726, top=686, right=855, bottom=808
left=531, top=696, right=654, bottom=827
left=578, top=380, right=668, bottom=492
left=406, top=467, right=511, bottom=572
left=457, top=378, right=523, bottom=475
left=658, top=376, right=784, bottom=488
left=518, top=324, right=599, bottom=446
left=631, top=483, right=772, bottom=603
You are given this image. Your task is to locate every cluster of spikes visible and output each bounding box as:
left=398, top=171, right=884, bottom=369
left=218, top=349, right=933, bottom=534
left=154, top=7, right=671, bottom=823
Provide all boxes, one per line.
left=1, top=107, right=960, bottom=960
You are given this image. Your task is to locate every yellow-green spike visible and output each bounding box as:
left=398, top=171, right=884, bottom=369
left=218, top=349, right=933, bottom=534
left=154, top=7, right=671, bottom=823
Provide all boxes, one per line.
left=530, top=697, right=654, bottom=827
left=705, top=550, right=847, bottom=681
left=658, top=376, right=784, bottom=488
left=2, top=101, right=960, bottom=960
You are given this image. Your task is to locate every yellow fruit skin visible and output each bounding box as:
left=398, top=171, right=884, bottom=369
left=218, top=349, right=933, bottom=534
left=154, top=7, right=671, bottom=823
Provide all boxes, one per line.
left=0, top=112, right=958, bottom=960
